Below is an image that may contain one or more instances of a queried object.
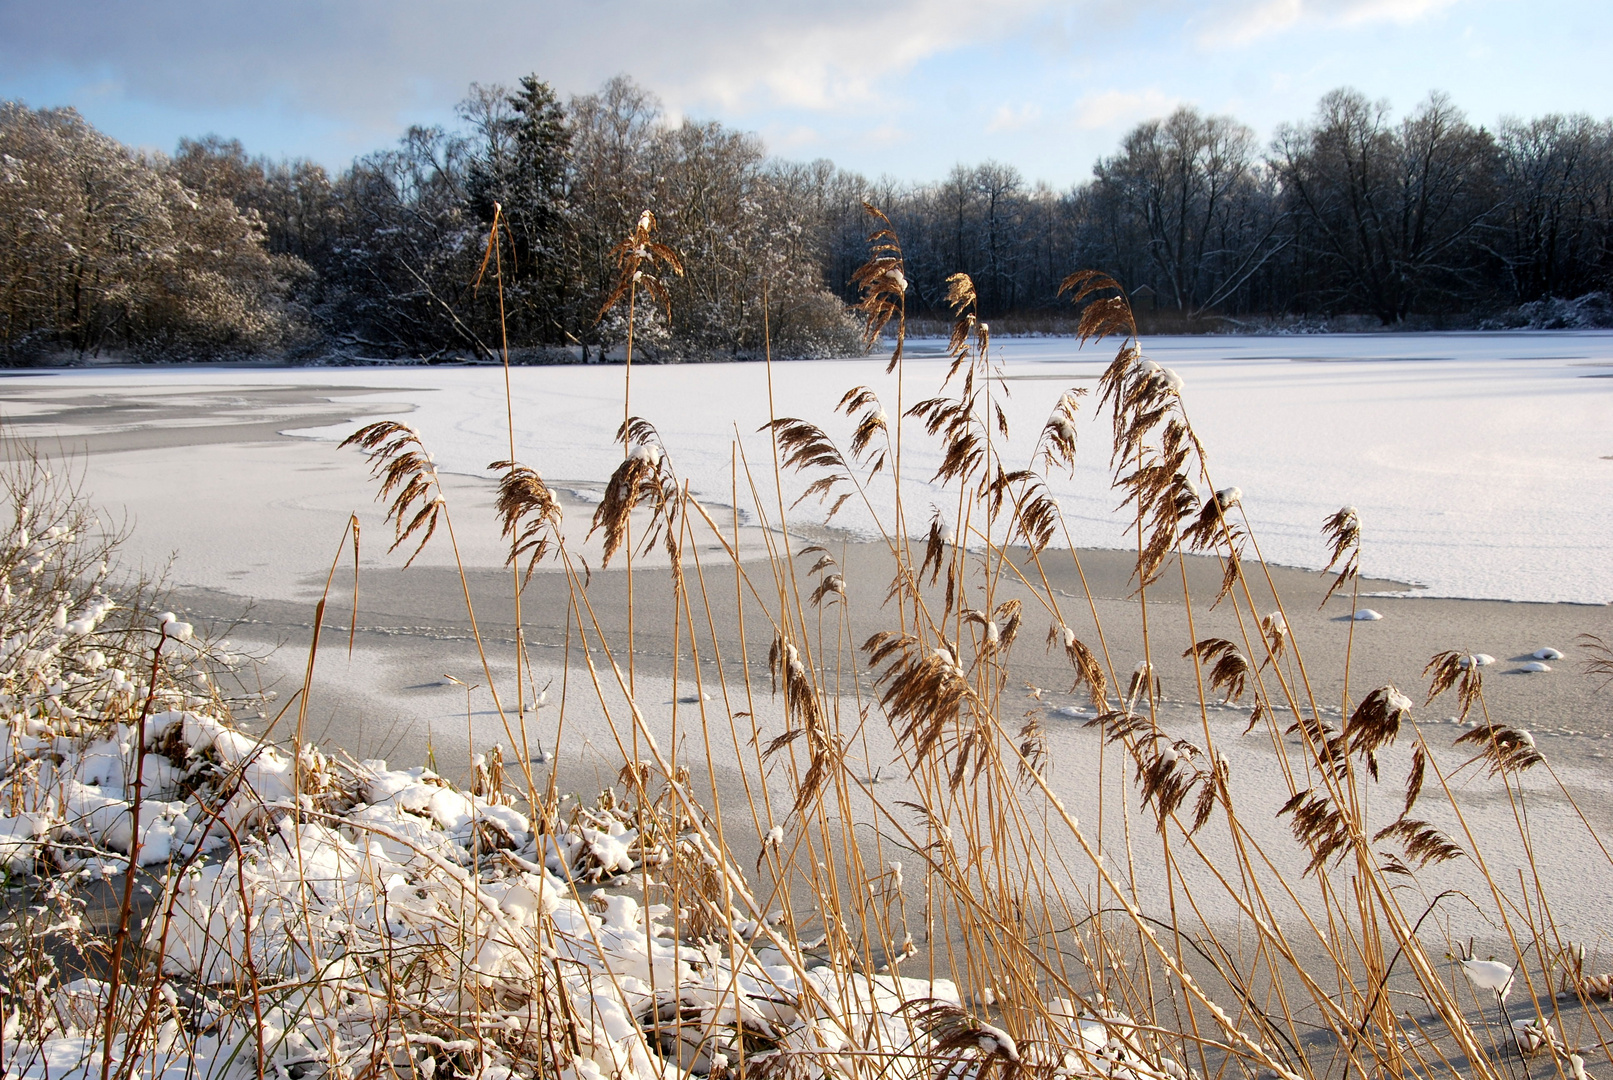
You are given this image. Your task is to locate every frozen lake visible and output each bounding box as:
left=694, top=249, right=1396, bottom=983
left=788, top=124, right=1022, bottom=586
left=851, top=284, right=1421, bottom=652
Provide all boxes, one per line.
left=3, top=328, right=1611, bottom=605
left=5, top=332, right=1612, bottom=945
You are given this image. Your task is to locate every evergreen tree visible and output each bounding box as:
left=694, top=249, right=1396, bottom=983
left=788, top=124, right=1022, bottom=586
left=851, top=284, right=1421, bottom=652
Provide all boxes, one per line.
left=465, top=75, right=571, bottom=344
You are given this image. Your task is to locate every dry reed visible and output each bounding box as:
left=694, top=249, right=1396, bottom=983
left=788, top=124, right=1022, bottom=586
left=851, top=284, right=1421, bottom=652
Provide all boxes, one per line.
left=3, top=206, right=1611, bottom=1080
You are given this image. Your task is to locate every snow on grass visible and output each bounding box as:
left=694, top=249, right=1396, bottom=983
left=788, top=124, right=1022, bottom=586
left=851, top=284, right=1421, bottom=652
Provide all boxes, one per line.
left=0, top=573, right=978, bottom=1079
left=1, top=653, right=971, bottom=1080
left=1461, top=956, right=1516, bottom=999
left=8, top=724, right=973, bottom=1079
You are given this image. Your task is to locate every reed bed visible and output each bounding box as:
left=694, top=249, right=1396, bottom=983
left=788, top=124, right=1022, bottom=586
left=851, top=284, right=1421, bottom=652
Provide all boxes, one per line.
left=1, top=206, right=1611, bottom=1080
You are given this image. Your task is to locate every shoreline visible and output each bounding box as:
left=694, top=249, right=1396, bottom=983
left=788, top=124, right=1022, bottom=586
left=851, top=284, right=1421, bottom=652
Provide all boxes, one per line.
left=0, top=375, right=1599, bottom=775
left=8, top=323, right=1613, bottom=376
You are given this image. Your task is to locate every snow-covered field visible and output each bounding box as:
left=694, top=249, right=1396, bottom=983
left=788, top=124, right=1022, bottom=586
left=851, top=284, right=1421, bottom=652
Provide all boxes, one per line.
left=6, top=329, right=1611, bottom=605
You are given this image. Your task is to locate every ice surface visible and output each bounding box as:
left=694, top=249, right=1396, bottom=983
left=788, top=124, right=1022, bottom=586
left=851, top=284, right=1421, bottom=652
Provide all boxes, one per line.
left=255, top=331, right=1610, bottom=606
left=8, top=330, right=1610, bottom=604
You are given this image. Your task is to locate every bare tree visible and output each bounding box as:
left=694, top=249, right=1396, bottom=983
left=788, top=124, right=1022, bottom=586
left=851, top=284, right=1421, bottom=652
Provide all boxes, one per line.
left=0, top=103, right=292, bottom=361
left=1489, top=114, right=1613, bottom=302
left=1275, top=90, right=1499, bottom=323
left=1094, top=106, right=1286, bottom=317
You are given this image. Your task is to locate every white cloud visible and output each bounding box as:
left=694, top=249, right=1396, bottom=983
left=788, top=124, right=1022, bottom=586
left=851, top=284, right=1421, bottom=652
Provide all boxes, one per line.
left=674, top=0, right=1055, bottom=112
left=1328, top=0, right=1462, bottom=25
left=1070, top=89, right=1179, bottom=131
left=858, top=123, right=913, bottom=148
left=0, top=0, right=1061, bottom=135
left=1194, top=0, right=1464, bottom=47
left=986, top=103, right=1043, bottom=133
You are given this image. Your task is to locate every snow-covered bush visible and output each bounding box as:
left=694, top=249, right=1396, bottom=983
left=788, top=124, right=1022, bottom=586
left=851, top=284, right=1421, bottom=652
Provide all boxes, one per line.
left=1483, top=291, right=1613, bottom=329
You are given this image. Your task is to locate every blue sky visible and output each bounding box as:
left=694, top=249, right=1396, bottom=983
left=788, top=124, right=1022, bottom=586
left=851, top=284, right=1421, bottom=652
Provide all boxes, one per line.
left=2, top=0, right=1608, bottom=188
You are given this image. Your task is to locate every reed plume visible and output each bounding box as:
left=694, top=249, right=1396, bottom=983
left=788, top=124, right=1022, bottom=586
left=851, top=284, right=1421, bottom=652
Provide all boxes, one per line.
left=1581, top=632, right=1613, bottom=691
left=850, top=203, right=908, bottom=372
left=1320, top=505, right=1361, bottom=606
left=340, top=420, right=444, bottom=566
left=1424, top=649, right=1484, bottom=720
left=599, top=209, right=684, bottom=326
left=589, top=418, right=680, bottom=565
left=490, top=459, right=562, bottom=583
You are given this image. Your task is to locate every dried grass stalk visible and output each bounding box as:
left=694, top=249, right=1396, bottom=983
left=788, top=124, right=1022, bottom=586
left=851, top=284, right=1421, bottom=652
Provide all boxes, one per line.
left=1260, top=610, right=1288, bottom=667
left=1124, top=661, right=1161, bottom=710
left=1455, top=723, right=1545, bottom=776
left=1059, top=270, right=1138, bottom=346
left=865, top=631, right=972, bottom=767
left=1320, top=506, right=1361, bottom=606
left=902, top=1000, right=1022, bottom=1080
left=1184, top=637, right=1252, bottom=703
left=490, top=459, right=561, bottom=584
left=1085, top=710, right=1221, bottom=833
left=852, top=204, right=908, bottom=372
left=1580, top=633, right=1613, bottom=691
left=1279, top=789, right=1353, bottom=875
left=1037, top=390, right=1085, bottom=475
left=1372, top=818, right=1464, bottom=868
left=1048, top=623, right=1108, bottom=709
left=340, top=420, right=444, bottom=566
left=1341, top=684, right=1414, bottom=780
left=837, top=385, right=890, bottom=474
left=1424, top=650, right=1484, bottom=719
left=598, top=209, right=684, bottom=323
left=589, top=419, right=680, bottom=565
left=765, top=634, right=839, bottom=814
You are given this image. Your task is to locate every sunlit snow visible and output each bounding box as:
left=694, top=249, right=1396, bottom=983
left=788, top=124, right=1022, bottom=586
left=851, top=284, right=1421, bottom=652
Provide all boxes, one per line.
left=285, top=330, right=1613, bottom=605
left=9, top=330, right=1613, bottom=604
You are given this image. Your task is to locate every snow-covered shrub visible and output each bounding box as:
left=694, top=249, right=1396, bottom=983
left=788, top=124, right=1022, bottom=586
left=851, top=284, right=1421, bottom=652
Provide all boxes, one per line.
left=0, top=444, right=290, bottom=877
left=1484, top=291, right=1613, bottom=329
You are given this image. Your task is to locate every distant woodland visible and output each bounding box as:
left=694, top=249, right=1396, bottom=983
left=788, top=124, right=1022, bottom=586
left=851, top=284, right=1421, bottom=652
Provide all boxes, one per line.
left=4, top=76, right=1613, bottom=363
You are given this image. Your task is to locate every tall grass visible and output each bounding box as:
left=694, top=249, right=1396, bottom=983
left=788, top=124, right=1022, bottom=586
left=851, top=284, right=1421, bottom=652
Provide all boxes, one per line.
left=2, top=206, right=1611, bottom=1080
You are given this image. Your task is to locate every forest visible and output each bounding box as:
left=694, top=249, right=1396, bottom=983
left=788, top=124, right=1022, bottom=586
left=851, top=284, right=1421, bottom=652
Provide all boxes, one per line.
left=3, top=75, right=1613, bottom=363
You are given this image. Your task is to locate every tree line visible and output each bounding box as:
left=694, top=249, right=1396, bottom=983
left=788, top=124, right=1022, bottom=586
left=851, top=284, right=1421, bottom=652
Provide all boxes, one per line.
left=829, top=89, right=1613, bottom=330
left=4, top=78, right=1613, bottom=363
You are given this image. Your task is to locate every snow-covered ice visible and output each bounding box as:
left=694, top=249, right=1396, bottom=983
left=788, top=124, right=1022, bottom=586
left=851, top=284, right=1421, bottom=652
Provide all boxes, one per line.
left=6, top=330, right=1611, bottom=604
left=264, top=329, right=1607, bottom=606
